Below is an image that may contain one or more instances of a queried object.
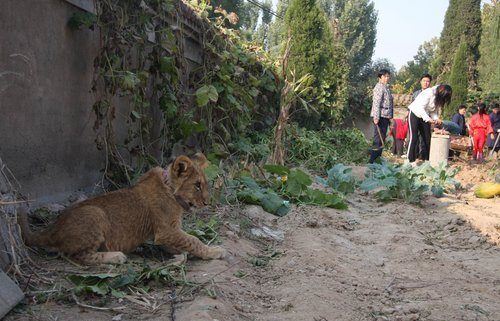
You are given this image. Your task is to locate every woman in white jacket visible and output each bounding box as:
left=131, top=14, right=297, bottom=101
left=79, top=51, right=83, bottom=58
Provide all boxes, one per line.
left=407, top=84, right=452, bottom=163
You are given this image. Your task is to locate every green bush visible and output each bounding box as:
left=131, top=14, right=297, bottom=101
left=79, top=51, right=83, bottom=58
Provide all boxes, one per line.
left=285, top=124, right=369, bottom=172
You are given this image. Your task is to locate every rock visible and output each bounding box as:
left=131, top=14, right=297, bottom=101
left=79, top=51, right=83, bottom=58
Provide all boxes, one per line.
left=46, top=203, right=66, bottom=212
left=244, top=205, right=278, bottom=225
left=250, top=226, right=285, bottom=242
left=402, top=313, right=420, bottom=321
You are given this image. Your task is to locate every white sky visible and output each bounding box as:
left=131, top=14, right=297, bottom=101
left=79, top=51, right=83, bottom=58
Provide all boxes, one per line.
left=372, top=0, right=448, bottom=70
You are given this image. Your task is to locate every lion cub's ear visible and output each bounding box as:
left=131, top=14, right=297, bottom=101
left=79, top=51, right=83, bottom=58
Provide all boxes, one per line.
left=172, top=156, right=194, bottom=177
left=191, top=152, right=209, bottom=170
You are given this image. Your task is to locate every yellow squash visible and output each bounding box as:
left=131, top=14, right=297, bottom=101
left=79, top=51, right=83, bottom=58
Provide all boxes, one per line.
left=474, top=182, right=500, bottom=199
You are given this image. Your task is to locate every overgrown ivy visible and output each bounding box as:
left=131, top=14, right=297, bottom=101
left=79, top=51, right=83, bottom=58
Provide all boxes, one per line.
left=75, top=0, right=281, bottom=187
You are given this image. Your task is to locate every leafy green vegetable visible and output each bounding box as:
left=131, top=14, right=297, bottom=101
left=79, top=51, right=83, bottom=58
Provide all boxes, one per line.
left=359, top=160, right=459, bottom=204
left=237, top=176, right=290, bottom=216
left=326, top=164, right=357, bottom=194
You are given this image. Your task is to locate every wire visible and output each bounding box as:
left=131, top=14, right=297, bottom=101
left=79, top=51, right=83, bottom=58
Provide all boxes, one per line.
left=245, top=0, right=283, bottom=19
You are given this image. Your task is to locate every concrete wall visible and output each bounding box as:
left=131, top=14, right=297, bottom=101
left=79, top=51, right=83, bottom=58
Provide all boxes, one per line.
left=0, top=0, right=206, bottom=205
left=0, top=0, right=104, bottom=204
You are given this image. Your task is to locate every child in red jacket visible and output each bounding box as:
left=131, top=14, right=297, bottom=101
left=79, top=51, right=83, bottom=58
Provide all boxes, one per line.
left=390, top=115, right=409, bottom=157
left=469, top=103, right=495, bottom=162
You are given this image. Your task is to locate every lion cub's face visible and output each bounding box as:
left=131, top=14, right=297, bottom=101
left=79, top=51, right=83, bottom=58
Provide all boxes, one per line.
left=169, top=153, right=210, bottom=209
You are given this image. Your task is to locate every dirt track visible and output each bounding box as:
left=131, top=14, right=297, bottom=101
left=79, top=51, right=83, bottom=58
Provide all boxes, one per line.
left=5, top=164, right=500, bottom=321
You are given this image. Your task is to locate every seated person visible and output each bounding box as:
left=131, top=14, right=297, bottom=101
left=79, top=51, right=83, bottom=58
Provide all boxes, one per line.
left=451, top=104, right=467, bottom=136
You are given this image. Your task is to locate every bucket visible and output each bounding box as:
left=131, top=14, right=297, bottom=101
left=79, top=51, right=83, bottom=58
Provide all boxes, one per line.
left=429, top=134, right=450, bottom=166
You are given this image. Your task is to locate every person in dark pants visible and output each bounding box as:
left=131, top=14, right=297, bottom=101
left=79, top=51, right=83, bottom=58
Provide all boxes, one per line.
left=450, top=104, right=468, bottom=159
left=486, top=102, right=500, bottom=153
left=411, top=73, right=433, bottom=160
left=369, top=69, right=393, bottom=163
left=407, top=84, right=453, bottom=165
left=451, top=104, right=467, bottom=136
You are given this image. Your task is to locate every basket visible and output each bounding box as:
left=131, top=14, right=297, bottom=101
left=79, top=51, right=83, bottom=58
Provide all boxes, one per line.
left=450, top=135, right=471, bottom=151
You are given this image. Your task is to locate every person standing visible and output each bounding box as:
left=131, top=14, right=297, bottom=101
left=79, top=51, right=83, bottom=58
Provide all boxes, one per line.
left=451, top=104, right=467, bottom=136
left=407, top=84, right=453, bottom=165
left=369, top=69, right=393, bottom=163
left=486, top=102, right=500, bottom=153
left=411, top=74, right=433, bottom=160
left=412, top=74, right=432, bottom=101
left=469, top=102, right=495, bottom=162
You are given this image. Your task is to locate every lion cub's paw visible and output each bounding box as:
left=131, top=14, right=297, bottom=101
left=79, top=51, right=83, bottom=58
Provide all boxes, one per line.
left=207, top=246, right=227, bottom=259
left=106, top=252, right=128, bottom=264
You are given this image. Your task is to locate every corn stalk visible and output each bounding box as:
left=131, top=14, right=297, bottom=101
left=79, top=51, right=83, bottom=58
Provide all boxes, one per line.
left=271, top=33, right=312, bottom=165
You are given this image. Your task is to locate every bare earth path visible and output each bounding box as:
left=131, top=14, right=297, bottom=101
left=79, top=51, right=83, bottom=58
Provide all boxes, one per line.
left=5, top=165, right=500, bottom=321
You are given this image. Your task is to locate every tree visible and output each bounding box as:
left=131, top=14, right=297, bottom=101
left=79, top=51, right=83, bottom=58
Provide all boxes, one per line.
left=209, top=0, right=245, bottom=28
left=267, top=0, right=290, bottom=56
left=477, top=1, right=500, bottom=93
left=284, top=0, right=348, bottom=126
left=436, top=0, right=482, bottom=87
left=329, top=0, right=378, bottom=82
left=252, top=0, right=274, bottom=48
left=396, top=38, right=439, bottom=93
left=445, top=38, right=468, bottom=120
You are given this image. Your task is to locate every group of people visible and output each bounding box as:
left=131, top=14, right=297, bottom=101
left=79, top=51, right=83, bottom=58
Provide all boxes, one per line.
left=369, top=70, right=500, bottom=164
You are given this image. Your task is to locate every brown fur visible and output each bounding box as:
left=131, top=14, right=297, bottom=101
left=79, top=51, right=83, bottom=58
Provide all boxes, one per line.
left=18, top=153, right=226, bottom=265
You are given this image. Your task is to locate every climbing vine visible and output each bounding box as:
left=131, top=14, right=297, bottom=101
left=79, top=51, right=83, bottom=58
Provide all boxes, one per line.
left=74, top=0, right=281, bottom=188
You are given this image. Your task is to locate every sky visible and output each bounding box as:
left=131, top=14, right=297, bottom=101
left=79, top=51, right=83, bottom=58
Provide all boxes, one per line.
left=372, top=0, right=448, bottom=70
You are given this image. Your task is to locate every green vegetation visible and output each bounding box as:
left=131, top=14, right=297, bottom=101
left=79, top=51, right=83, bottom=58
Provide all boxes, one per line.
left=89, top=0, right=281, bottom=187
left=396, top=38, right=439, bottom=94
left=360, top=161, right=460, bottom=204
left=285, top=125, right=369, bottom=172
left=446, top=38, right=469, bottom=119
left=436, top=0, right=482, bottom=86
left=235, top=164, right=347, bottom=216
left=478, top=2, right=500, bottom=94
left=284, top=0, right=348, bottom=126
left=67, top=263, right=193, bottom=298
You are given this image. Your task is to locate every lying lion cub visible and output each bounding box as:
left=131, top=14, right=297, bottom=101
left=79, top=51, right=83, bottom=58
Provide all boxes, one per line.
left=18, top=153, right=226, bottom=265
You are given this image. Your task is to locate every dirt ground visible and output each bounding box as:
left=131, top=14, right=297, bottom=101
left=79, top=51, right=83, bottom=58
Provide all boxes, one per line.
left=4, top=160, right=500, bottom=321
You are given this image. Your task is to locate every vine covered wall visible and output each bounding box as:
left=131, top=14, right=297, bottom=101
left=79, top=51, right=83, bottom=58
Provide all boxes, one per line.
left=91, top=0, right=282, bottom=187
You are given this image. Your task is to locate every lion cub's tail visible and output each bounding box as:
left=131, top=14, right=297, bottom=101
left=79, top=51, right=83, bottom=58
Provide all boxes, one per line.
left=17, top=207, right=47, bottom=247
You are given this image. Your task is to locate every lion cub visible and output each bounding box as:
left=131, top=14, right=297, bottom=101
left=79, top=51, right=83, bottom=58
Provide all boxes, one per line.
left=18, top=153, right=226, bottom=265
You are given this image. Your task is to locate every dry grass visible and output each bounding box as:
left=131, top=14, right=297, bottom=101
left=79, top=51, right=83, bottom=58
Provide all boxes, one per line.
left=0, top=157, right=42, bottom=287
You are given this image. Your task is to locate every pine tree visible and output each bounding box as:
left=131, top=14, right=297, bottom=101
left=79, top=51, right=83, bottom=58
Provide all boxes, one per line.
left=478, top=2, right=500, bottom=93
left=445, top=38, right=468, bottom=120
left=437, top=0, right=482, bottom=87
left=284, top=0, right=348, bottom=125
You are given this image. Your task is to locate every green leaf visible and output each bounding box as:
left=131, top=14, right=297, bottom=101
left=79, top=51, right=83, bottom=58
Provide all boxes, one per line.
left=67, top=12, right=97, bottom=30
left=207, top=85, right=219, bottom=102
left=159, top=56, right=176, bottom=74
left=359, top=178, right=380, bottom=191
left=288, top=169, right=312, bottom=186
left=195, top=85, right=218, bottom=106
left=263, top=164, right=290, bottom=176
left=327, top=164, right=356, bottom=194
left=431, top=185, right=444, bottom=198
left=130, top=110, right=142, bottom=120
left=111, top=289, right=127, bottom=298
left=204, top=163, right=219, bottom=182
left=304, top=189, right=347, bottom=209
